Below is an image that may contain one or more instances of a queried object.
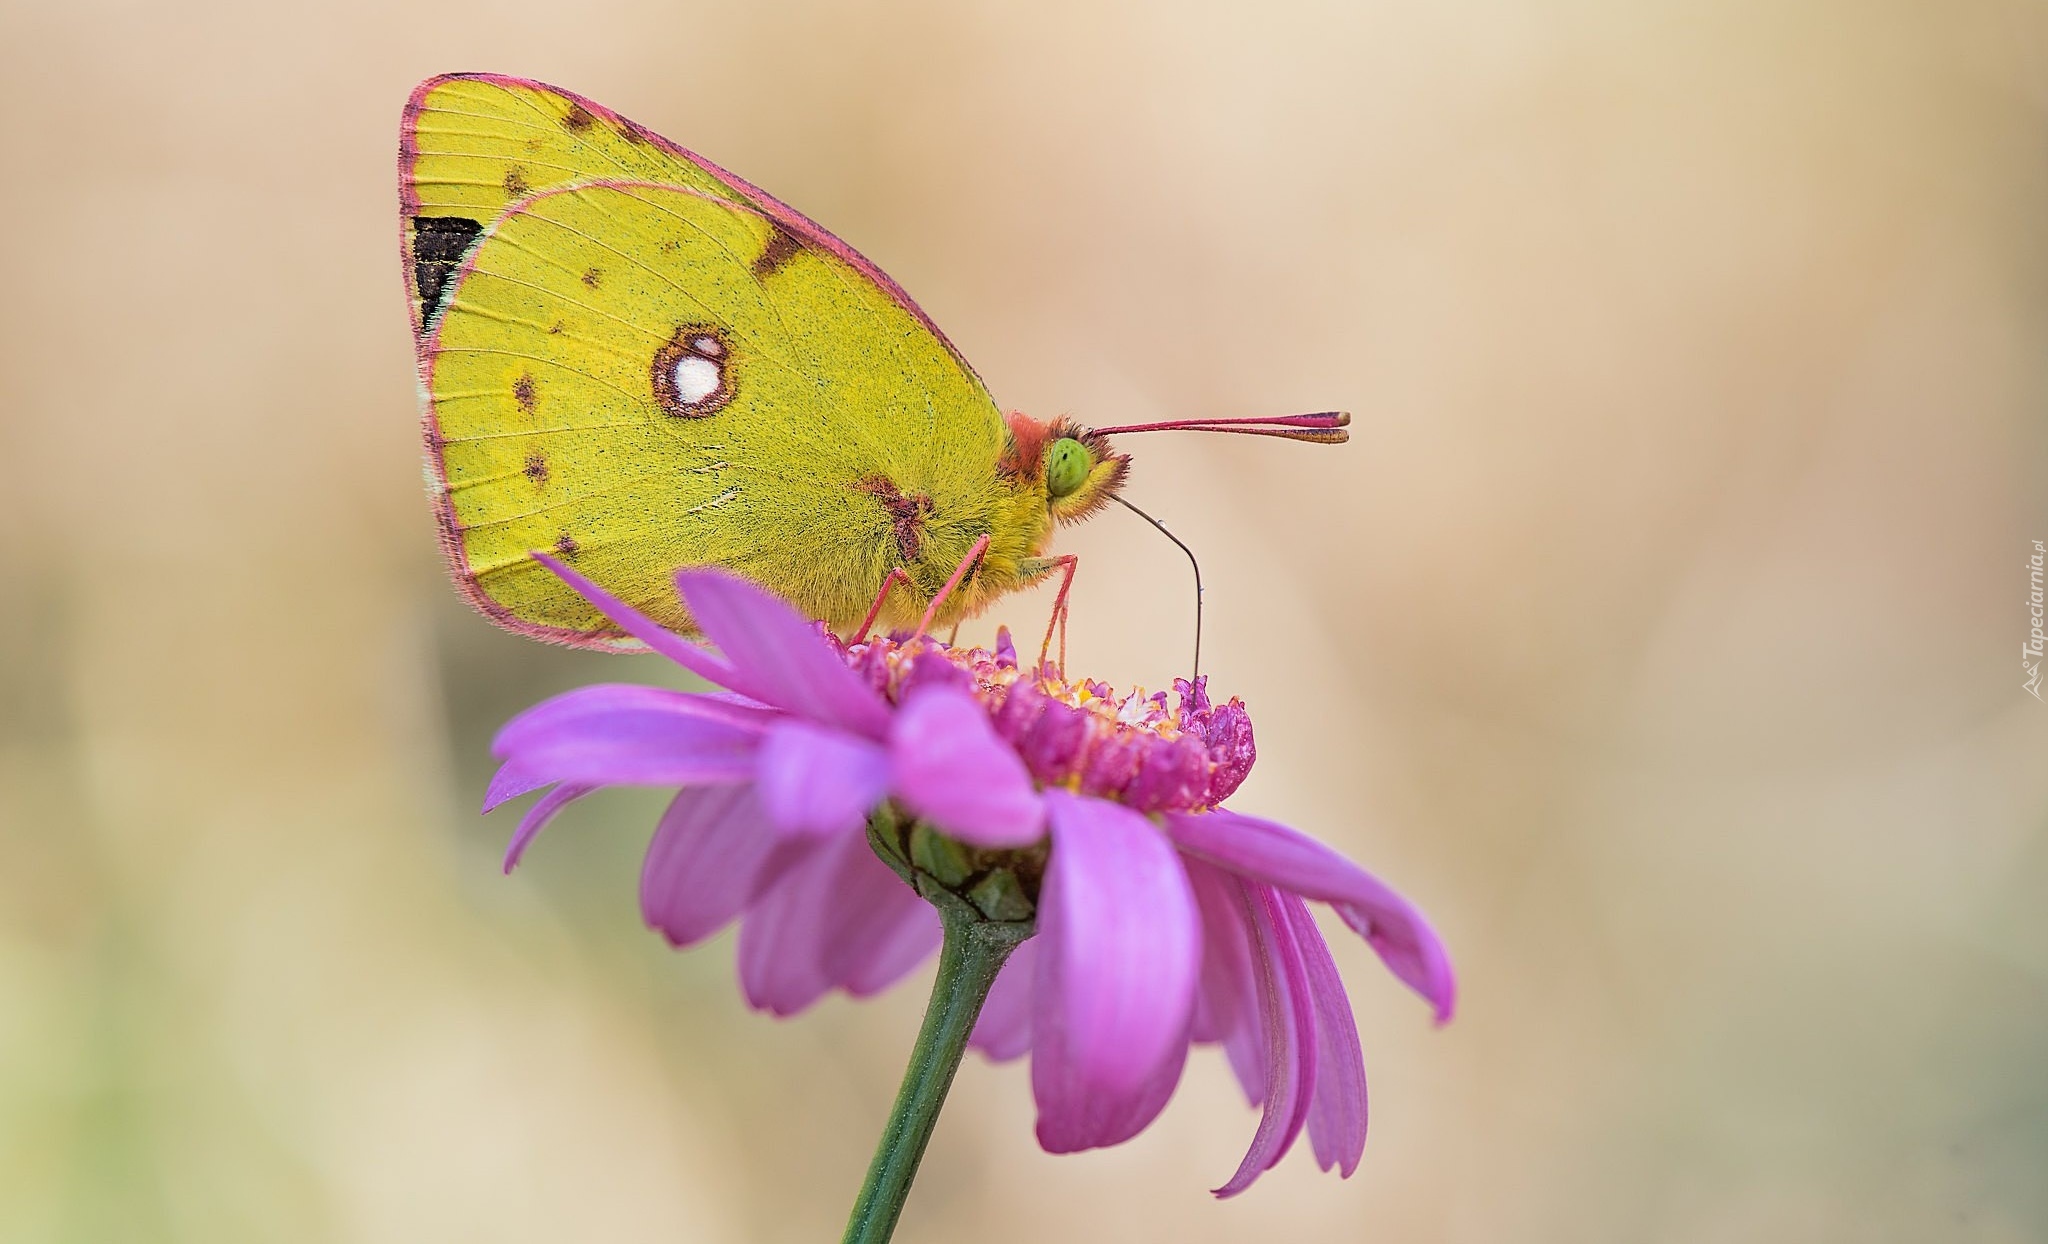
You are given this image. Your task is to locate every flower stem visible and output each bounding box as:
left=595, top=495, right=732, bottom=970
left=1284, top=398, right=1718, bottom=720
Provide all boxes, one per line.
left=841, top=902, right=1030, bottom=1244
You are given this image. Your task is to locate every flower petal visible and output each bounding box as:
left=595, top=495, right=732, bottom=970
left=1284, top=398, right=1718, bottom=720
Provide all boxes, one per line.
left=736, top=830, right=935, bottom=1014
left=674, top=569, right=893, bottom=740
left=1165, top=809, right=1456, bottom=1024
left=495, top=683, right=776, bottom=746
left=1214, top=881, right=1317, bottom=1199
left=533, top=552, right=741, bottom=687
left=891, top=685, right=1045, bottom=848
left=1284, top=896, right=1368, bottom=1177
left=494, top=702, right=761, bottom=788
left=756, top=720, right=891, bottom=837
left=494, top=684, right=769, bottom=749
left=482, top=759, right=551, bottom=814
left=970, top=938, right=1038, bottom=1062
left=640, top=784, right=800, bottom=948
left=1184, top=858, right=1266, bottom=1105
left=1031, top=791, right=1199, bottom=1153
left=818, top=839, right=941, bottom=997
left=501, top=783, right=594, bottom=873
left=735, top=837, right=840, bottom=1016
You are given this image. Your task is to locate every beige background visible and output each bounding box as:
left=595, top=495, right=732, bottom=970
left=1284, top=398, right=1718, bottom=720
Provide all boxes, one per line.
left=3, top=1, right=2046, bottom=1240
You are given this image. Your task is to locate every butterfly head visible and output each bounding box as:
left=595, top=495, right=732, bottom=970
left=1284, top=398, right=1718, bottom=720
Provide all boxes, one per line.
left=1003, top=413, right=1130, bottom=526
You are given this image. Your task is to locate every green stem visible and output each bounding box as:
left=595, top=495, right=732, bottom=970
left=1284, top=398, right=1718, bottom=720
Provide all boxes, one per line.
left=841, top=903, right=1030, bottom=1244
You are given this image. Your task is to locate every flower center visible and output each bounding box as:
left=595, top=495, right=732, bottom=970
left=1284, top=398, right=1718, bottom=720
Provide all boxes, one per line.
left=841, top=630, right=1255, bottom=814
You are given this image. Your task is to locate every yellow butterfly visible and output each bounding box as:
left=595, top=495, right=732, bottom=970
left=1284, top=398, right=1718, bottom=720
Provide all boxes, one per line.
left=401, top=74, right=1345, bottom=648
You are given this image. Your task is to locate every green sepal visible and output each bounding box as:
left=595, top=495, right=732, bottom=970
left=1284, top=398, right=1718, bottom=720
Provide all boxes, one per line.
left=967, top=868, right=1034, bottom=922
left=909, top=822, right=974, bottom=888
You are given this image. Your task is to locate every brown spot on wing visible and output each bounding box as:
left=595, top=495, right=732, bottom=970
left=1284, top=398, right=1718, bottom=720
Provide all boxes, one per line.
left=512, top=373, right=537, bottom=412
left=617, top=122, right=647, bottom=146
left=856, top=476, right=936, bottom=564
left=523, top=453, right=549, bottom=486
left=751, top=226, right=804, bottom=281
left=503, top=167, right=530, bottom=196
left=554, top=532, right=580, bottom=559
left=563, top=104, right=597, bottom=134
left=581, top=267, right=602, bottom=288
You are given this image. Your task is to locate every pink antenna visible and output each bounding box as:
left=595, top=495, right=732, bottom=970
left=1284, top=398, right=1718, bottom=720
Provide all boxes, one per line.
left=1089, top=411, right=1350, bottom=444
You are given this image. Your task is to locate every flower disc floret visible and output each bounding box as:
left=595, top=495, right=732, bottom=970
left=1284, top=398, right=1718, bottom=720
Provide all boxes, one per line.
left=840, top=629, right=1255, bottom=815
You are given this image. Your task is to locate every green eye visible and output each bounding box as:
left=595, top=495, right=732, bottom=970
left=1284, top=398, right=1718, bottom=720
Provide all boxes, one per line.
left=1046, top=437, right=1091, bottom=499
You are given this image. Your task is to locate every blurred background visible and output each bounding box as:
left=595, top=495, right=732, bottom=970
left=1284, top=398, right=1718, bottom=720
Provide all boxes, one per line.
left=3, top=0, right=2045, bottom=1240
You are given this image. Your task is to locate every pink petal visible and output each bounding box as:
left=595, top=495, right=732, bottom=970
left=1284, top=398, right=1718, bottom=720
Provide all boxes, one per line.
left=495, top=683, right=777, bottom=743
left=533, top=552, right=741, bottom=687
left=501, top=783, right=593, bottom=873
left=1284, top=897, right=1369, bottom=1177
left=1214, top=881, right=1317, bottom=1199
left=1165, top=810, right=1456, bottom=1024
left=493, top=685, right=767, bottom=752
left=818, top=838, right=941, bottom=997
left=674, top=569, right=893, bottom=740
left=1031, top=791, right=1199, bottom=1153
left=756, top=720, right=891, bottom=837
left=737, top=830, right=935, bottom=1014
left=1106, top=1029, right=1191, bottom=1154
left=640, top=784, right=798, bottom=947
left=970, top=938, right=1038, bottom=1062
left=482, top=759, right=550, bottom=813
left=493, top=703, right=761, bottom=788
left=1184, top=858, right=1266, bottom=1105
left=890, top=685, right=1046, bottom=848
left=735, top=837, right=841, bottom=1016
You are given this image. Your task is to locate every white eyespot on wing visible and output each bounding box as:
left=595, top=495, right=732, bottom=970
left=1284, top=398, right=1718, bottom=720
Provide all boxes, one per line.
left=673, top=355, right=722, bottom=406
left=652, top=325, right=734, bottom=418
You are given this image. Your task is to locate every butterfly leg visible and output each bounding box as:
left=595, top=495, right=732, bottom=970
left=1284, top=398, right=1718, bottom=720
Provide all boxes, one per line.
left=910, top=534, right=991, bottom=644
left=1034, top=555, right=1080, bottom=674
left=853, top=567, right=915, bottom=644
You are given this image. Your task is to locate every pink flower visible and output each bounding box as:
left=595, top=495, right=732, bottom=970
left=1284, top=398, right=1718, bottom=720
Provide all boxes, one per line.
left=491, top=556, right=1454, bottom=1195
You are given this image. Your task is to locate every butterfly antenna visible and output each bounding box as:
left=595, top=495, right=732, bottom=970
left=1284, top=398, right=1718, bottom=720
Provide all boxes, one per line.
left=1111, top=495, right=1203, bottom=684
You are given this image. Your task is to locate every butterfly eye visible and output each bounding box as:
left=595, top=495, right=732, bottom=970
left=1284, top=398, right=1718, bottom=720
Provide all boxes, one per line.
left=1045, top=437, right=1091, bottom=499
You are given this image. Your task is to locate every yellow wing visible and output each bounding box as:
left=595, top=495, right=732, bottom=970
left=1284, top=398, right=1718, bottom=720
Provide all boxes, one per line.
left=402, top=77, right=1050, bottom=645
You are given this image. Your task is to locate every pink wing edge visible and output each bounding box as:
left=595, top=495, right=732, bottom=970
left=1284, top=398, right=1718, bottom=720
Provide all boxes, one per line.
left=397, top=72, right=986, bottom=652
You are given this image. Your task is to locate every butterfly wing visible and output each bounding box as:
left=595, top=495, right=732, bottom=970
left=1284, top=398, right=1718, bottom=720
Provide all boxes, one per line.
left=401, top=74, right=974, bottom=366
left=402, top=77, right=1024, bottom=645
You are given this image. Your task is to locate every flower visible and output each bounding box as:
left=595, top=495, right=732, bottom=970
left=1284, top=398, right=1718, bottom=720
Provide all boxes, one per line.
left=490, top=555, right=1454, bottom=1195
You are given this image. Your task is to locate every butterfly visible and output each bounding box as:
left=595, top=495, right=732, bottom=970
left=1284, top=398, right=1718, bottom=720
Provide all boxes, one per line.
left=401, top=74, right=1346, bottom=650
